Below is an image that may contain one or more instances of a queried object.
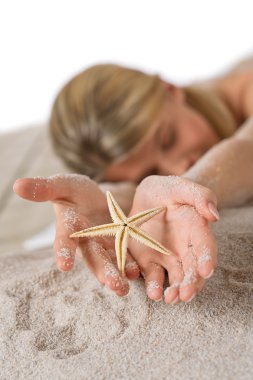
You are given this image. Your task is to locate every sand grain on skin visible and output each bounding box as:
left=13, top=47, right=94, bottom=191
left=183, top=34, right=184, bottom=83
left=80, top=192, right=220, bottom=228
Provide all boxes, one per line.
left=1, top=204, right=253, bottom=379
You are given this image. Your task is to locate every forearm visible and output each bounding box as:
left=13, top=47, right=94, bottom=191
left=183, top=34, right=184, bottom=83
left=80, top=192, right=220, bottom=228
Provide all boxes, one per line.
left=182, top=133, right=253, bottom=209
left=98, top=181, right=137, bottom=214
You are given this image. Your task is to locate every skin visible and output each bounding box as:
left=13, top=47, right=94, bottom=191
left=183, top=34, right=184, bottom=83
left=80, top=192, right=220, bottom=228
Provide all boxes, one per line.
left=13, top=173, right=218, bottom=303
left=99, top=83, right=222, bottom=303
left=104, top=53, right=253, bottom=184
left=13, top=55, right=253, bottom=304
left=13, top=175, right=140, bottom=297
left=127, top=176, right=219, bottom=303
left=100, top=57, right=253, bottom=302
left=103, top=83, right=222, bottom=182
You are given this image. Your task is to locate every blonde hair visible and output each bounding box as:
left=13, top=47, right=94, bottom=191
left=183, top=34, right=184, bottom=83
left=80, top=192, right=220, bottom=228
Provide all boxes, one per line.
left=49, top=64, right=237, bottom=182
left=49, top=64, right=168, bottom=182
left=182, top=85, right=237, bottom=139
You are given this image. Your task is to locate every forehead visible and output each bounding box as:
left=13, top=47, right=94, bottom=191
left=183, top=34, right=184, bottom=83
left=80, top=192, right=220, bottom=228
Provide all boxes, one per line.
left=101, top=94, right=176, bottom=182
left=102, top=103, right=171, bottom=182
left=102, top=129, right=156, bottom=182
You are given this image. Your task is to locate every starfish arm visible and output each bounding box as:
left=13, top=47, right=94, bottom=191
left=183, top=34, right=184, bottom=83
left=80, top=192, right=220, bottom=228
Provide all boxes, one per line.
left=127, top=206, right=166, bottom=227
left=115, top=226, right=129, bottom=276
left=106, top=191, right=127, bottom=224
left=128, top=225, right=173, bottom=257
left=69, top=223, right=121, bottom=238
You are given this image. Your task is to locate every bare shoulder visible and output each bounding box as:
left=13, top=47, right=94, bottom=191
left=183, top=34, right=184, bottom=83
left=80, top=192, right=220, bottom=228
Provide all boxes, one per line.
left=194, top=53, right=253, bottom=87
left=234, top=115, right=253, bottom=141
left=192, top=54, right=253, bottom=120
left=225, top=54, right=253, bottom=117
left=226, top=53, right=253, bottom=74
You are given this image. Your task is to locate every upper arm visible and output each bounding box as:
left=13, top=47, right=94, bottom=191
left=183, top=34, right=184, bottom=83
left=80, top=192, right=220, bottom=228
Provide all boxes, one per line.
left=234, top=115, right=253, bottom=142
left=228, top=54, right=253, bottom=74
left=234, top=78, right=253, bottom=140
left=241, top=78, right=253, bottom=118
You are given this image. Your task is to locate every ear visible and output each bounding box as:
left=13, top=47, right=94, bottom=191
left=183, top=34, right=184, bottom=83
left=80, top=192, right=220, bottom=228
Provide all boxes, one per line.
left=161, top=80, right=185, bottom=103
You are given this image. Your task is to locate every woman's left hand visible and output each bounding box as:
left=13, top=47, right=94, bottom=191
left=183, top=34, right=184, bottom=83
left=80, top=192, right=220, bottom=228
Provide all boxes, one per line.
left=127, top=175, right=219, bottom=304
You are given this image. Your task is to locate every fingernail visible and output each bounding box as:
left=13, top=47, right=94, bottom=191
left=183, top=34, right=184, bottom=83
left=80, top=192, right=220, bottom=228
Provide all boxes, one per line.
left=13, top=180, right=21, bottom=192
left=207, top=202, right=220, bottom=220
left=203, top=268, right=214, bottom=279
left=186, top=293, right=196, bottom=302
left=155, top=295, right=163, bottom=302
left=114, top=281, right=121, bottom=288
left=164, top=284, right=179, bottom=298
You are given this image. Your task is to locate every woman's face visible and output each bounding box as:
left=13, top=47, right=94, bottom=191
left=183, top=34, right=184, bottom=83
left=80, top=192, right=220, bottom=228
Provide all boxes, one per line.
left=103, top=83, right=221, bottom=184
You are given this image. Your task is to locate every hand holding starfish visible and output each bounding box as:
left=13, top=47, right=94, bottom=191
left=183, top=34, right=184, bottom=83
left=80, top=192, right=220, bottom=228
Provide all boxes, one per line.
left=70, top=191, right=173, bottom=276
left=126, top=175, right=219, bottom=304
left=13, top=174, right=140, bottom=297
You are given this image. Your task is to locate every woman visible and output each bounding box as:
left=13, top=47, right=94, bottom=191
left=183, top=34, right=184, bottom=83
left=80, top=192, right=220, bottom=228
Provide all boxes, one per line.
left=13, top=55, right=253, bottom=304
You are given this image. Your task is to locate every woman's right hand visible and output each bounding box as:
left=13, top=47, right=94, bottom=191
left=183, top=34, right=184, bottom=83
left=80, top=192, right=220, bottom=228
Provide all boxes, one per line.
left=13, top=174, right=140, bottom=296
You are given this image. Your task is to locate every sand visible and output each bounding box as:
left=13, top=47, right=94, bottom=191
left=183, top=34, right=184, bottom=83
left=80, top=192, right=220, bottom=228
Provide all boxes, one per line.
left=0, top=126, right=253, bottom=379
left=0, top=205, right=253, bottom=380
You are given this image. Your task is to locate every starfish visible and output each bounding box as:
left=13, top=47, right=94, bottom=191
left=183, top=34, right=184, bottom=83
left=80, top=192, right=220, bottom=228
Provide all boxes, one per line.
left=70, top=191, right=172, bottom=276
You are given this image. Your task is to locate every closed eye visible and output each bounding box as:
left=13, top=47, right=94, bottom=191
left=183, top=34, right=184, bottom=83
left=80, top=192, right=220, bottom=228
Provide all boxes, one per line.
left=161, top=127, right=177, bottom=151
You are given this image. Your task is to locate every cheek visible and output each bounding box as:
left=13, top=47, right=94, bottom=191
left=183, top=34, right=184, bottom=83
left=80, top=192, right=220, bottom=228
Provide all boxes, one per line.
left=180, top=119, right=217, bottom=150
left=199, top=123, right=220, bottom=149
left=177, top=122, right=203, bottom=148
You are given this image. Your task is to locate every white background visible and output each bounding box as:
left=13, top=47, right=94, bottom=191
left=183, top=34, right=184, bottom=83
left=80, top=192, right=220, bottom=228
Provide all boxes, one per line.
left=0, top=0, right=252, bottom=134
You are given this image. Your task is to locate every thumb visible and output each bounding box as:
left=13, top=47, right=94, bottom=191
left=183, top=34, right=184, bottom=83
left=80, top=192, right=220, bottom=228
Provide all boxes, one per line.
left=138, top=176, right=220, bottom=222
left=13, top=177, right=53, bottom=202
left=13, top=174, right=93, bottom=204
left=188, top=185, right=220, bottom=222
left=174, top=178, right=220, bottom=222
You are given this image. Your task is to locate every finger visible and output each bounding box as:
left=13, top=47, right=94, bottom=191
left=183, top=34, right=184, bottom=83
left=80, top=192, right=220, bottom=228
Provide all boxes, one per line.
left=13, top=174, right=99, bottom=204
left=191, top=222, right=218, bottom=280
left=164, top=259, right=205, bottom=304
left=162, top=254, right=185, bottom=305
left=107, top=248, right=140, bottom=280
left=159, top=229, right=197, bottom=303
left=196, top=278, right=205, bottom=293
left=13, top=177, right=51, bottom=202
left=140, top=176, right=220, bottom=222
left=54, top=205, right=82, bottom=271
left=143, top=262, right=165, bottom=302
left=177, top=243, right=200, bottom=302
left=125, top=257, right=140, bottom=280
left=54, top=234, right=77, bottom=272
left=80, top=238, right=129, bottom=296
left=175, top=178, right=220, bottom=222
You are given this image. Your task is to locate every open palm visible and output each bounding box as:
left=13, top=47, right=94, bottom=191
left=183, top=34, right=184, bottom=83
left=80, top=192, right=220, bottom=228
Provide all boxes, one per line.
left=13, top=174, right=140, bottom=297
left=127, top=175, right=218, bottom=304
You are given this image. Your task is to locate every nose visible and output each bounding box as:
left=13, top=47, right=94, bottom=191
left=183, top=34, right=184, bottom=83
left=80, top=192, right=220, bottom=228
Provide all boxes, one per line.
left=156, top=153, right=195, bottom=176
